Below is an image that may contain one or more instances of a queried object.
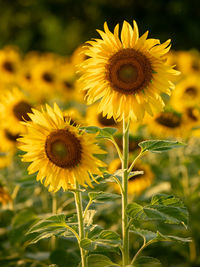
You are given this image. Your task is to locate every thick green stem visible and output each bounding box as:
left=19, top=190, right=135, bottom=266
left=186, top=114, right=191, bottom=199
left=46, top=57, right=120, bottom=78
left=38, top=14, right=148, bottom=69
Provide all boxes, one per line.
left=74, top=181, right=87, bottom=267
left=122, top=116, right=130, bottom=266
left=51, top=193, right=57, bottom=250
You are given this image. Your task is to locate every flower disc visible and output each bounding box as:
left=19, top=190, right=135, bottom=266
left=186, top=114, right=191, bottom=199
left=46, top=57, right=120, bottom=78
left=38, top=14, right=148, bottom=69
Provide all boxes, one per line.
left=45, top=129, right=82, bottom=168
left=107, top=48, right=152, bottom=95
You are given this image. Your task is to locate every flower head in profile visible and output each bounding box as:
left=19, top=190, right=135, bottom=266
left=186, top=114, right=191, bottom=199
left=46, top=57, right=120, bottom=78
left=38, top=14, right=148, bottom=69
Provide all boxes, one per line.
left=79, top=20, right=179, bottom=121
left=18, top=104, right=105, bottom=192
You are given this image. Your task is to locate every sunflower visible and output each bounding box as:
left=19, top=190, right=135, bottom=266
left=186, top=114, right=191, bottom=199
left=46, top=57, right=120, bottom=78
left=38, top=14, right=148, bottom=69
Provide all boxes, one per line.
left=108, top=158, right=154, bottom=195
left=170, top=75, right=200, bottom=111
left=145, top=109, right=190, bottom=138
left=26, top=53, right=61, bottom=102
left=18, top=104, right=105, bottom=192
left=0, top=88, right=33, bottom=135
left=0, top=46, right=21, bottom=85
left=0, top=185, right=12, bottom=207
left=86, top=103, right=121, bottom=129
left=175, top=50, right=200, bottom=76
left=57, top=60, right=83, bottom=102
left=79, top=20, right=179, bottom=122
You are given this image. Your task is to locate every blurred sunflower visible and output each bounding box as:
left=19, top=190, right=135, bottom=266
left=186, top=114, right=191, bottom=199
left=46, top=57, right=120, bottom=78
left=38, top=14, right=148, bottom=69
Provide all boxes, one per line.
left=58, top=60, right=83, bottom=102
left=86, top=104, right=121, bottom=129
left=0, top=185, right=12, bottom=207
left=145, top=109, right=189, bottom=138
left=0, top=88, right=33, bottom=135
left=170, top=75, right=200, bottom=111
left=108, top=158, right=154, bottom=195
left=18, top=104, right=105, bottom=192
left=28, top=53, right=61, bottom=102
left=79, top=20, right=179, bottom=121
left=0, top=46, right=21, bottom=85
left=175, top=50, right=200, bottom=76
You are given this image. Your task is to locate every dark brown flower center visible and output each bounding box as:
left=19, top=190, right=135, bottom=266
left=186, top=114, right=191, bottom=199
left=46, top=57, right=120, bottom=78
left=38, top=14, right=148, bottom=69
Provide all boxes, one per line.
left=184, top=86, right=197, bottom=97
left=3, top=61, right=15, bottom=73
left=63, top=80, right=74, bottom=91
left=45, top=129, right=82, bottom=168
left=5, top=130, right=20, bottom=142
left=98, top=112, right=116, bottom=127
left=186, top=107, right=199, bottom=122
left=13, top=101, right=32, bottom=121
left=156, top=112, right=181, bottom=128
left=25, top=73, right=31, bottom=81
left=42, top=72, right=54, bottom=83
left=106, top=48, right=152, bottom=94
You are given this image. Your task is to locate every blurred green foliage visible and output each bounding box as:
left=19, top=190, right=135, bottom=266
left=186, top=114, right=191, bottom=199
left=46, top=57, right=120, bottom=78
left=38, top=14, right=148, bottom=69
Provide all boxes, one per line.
left=0, top=0, right=199, bottom=55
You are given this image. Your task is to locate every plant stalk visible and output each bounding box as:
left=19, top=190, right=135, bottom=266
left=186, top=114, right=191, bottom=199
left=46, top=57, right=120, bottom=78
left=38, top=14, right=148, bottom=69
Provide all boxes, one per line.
left=74, top=181, right=87, bottom=267
left=122, top=115, right=130, bottom=266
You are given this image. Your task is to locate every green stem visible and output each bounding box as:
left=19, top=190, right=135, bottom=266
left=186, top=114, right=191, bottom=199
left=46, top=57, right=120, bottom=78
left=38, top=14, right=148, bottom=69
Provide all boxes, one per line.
left=131, top=240, right=146, bottom=264
left=122, top=115, right=130, bottom=266
left=111, top=136, right=123, bottom=162
left=51, top=193, right=57, bottom=250
left=74, top=181, right=87, bottom=267
left=127, top=151, right=145, bottom=174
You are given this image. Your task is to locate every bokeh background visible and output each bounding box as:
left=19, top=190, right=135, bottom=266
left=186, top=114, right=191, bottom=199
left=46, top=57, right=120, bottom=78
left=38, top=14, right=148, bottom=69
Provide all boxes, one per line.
left=0, top=0, right=199, bottom=55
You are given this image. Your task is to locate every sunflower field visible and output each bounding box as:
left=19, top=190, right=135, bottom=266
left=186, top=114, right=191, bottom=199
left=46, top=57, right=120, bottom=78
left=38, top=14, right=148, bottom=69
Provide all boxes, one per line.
left=0, top=1, right=200, bottom=267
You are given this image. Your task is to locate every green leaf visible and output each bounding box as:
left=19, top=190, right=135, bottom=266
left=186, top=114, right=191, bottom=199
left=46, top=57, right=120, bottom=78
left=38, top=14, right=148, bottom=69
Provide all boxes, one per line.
left=80, top=230, right=121, bottom=252
left=88, top=191, right=120, bottom=203
left=25, top=214, right=77, bottom=244
left=130, top=226, right=191, bottom=244
left=126, top=194, right=188, bottom=226
left=98, top=230, right=120, bottom=239
left=97, top=127, right=118, bottom=138
left=86, top=254, right=119, bottom=267
left=133, top=256, right=162, bottom=267
left=139, top=140, right=185, bottom=153
left=80, top=126, right=117, bottom=139
left=80, top=126, right=100, bottom=134
left=87, top=224, right=104, bottom=239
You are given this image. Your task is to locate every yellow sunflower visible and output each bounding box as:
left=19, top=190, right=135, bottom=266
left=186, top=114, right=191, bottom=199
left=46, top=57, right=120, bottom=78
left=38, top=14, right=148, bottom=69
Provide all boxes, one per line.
left=0, top=46, right=21, bottom=85
left=0, top=88, right=33, bottom=135
left=79, top=20, right=179, bottom=122
left=170, top=75, right=200, bottom=111
left=175, top=50, right=200, bottom=76
left=26, top=53, right=61, bottom=102
left=108, top=158, right=154, bottom=195
left=145, top=109, right=190, bottom=138
left=18, top=104, right=106, bottom=192
left=86, top=103, right=122, bottom=129
left=57, top=60, right=83, bottom=102
left=0, top=185, right=12, bottom=207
